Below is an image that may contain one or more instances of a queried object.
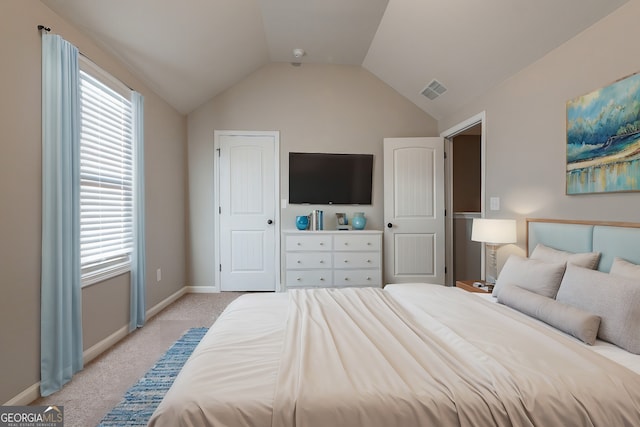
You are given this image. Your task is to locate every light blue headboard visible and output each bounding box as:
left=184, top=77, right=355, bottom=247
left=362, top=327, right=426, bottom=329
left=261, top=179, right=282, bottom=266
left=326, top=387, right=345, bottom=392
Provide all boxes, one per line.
left=527, top=218, right=640, bottom=273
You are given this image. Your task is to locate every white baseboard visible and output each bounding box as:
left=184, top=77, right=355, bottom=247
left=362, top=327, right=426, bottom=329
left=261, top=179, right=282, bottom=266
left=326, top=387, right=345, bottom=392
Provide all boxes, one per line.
left=146, top=287, right=188, bottom=319
left=83, top=324, right=129, bottom=365
left=5, top=325, right=131, bottom=406
left=6, top=286, right=191, bottom=406
left=3, top=382, right=40, bottom=406
left=185, top=285, right=219, bottom=293
left=83, top=286, right=188, bottom=364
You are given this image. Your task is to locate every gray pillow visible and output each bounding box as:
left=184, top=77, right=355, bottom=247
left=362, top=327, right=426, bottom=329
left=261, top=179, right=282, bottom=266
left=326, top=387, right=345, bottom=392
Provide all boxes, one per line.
left=556, top=264, right=640, bottom=354
left=530, top=243, right=601, bottom=269
left=492, top=255, right=566, bottom=299
left=498, top=284, right=600, bottom=345
left=610, top=257, right=640, bottom=280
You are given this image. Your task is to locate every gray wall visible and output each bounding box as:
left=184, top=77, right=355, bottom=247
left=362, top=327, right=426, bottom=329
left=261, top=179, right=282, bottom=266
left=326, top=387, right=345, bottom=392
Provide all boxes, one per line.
left=187, top=63, right=438, bottom=289
left=0, top=1, right=187, bottom=404
left=440, top=0, right=640, bottom=265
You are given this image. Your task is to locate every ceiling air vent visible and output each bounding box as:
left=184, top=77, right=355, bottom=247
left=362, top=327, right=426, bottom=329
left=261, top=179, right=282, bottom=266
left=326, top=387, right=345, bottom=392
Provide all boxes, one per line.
left=421, top=79, right=447, bottom=100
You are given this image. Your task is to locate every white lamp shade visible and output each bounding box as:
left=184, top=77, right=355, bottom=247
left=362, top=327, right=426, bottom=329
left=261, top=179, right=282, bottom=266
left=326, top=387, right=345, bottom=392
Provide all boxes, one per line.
left=471, top=218, right=517, bottom=244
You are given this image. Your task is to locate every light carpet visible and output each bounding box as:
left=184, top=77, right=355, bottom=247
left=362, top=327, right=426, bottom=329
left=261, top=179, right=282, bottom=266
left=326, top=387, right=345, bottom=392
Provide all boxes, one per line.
left=98, top=327, right=208, bottom=426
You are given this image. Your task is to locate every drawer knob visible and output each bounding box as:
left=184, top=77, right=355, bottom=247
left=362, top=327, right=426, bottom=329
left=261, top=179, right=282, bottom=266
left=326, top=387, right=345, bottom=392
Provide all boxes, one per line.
left=320, top=242, right=324, bottom=246
left=367, top=242, right=371, bottom=246
left=367, top=259, right=371, bottom=263
left=297, top=242, right=301, bottom=246
left=344, top=242, right=348, bottom=246
left=343, top=260, right=348, bottom=263
left=320, top=260, right=324, bottom=264
left=320, top=277, right=325, bottom=281
left=345, top=277, right=350, bottom=281
left=296, top=277, right=301, bottom=281
left=366, top=277, right=371, bottom=281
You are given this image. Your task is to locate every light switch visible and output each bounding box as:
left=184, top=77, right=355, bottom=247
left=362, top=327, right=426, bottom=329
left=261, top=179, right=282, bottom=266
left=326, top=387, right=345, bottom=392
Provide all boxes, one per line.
left=490, top=197, right=500, bottom=211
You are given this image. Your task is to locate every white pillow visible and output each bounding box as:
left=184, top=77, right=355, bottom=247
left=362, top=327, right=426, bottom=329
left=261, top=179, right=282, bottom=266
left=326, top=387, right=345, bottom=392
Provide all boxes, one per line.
left=498, top=284, right=600, bottom=345
left=492, top=255, right=566, bottom=299
left=556, top=264, right=640, bottom=354
left=610, top=257, right=640, bottom=280
left=530, top=243, right=600, bottom=269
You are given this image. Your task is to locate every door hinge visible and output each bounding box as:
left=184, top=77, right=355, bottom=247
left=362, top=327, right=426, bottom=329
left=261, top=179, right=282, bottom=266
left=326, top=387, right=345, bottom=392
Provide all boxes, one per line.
left=444, top=209, right=447, bottom=217
left=219, top=206, right=222, bottom=214
left=216, top=148, right=221, bottom=157
left=444, top=151, right=447, bottom=159
left=444, top=266, right=447, bottom=274
left=219, top=264, right=222, bottom=272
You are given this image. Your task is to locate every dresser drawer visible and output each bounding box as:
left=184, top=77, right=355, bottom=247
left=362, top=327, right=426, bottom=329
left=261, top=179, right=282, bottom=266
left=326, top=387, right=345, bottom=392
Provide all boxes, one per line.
left=283, top=230, right=382, bottom=290
left=286, top=252, right=331, bottom=269
left=333, top=234, right=381, bottom=251
left=333, top=252, right=380, bottom=269
left=286, top=270, right=332, bottom=287
left=285, top=234, right=332, bottom=251
left=333, top=270, right=380, bottom=287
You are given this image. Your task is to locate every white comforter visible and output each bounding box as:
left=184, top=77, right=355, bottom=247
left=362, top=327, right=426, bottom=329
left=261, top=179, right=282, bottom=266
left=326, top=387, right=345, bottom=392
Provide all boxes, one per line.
left=148, top=284, right=640, bottom=427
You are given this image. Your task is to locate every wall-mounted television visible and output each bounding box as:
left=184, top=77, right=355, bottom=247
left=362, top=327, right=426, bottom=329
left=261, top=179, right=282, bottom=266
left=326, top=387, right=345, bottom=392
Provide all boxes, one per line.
left=289, top=152, right=373, bottom=205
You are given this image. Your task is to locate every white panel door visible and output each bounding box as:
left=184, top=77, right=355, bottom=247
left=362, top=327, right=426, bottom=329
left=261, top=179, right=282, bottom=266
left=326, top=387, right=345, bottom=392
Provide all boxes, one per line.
left=217, top=131, right=278, bottom=291
left=383, top=137, right=445, bottom=285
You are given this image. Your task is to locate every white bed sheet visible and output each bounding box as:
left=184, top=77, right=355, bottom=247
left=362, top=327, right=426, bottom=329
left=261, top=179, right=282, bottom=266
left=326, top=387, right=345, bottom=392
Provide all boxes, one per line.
left=149, top=292, right=288, bottom=427
left=469, top=287, right=640, bottom=374
left=149, top=284, right=640, bottom=427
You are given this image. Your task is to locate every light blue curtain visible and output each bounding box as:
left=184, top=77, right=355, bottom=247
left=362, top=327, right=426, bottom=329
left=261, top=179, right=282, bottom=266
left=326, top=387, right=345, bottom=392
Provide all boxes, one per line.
left=130, top=92, right=146, bottom=331
left=40, top=34, right=83, bottom=397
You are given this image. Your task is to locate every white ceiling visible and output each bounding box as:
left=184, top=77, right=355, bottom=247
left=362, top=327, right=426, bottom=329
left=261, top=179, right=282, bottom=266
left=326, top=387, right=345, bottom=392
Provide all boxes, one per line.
left=40, top=0, right=628, bottom=118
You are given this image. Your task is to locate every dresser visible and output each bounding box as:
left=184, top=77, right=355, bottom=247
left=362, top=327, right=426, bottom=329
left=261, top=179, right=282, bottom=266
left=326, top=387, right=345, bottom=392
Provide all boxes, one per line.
left=283, top=230, right=383, bottom=289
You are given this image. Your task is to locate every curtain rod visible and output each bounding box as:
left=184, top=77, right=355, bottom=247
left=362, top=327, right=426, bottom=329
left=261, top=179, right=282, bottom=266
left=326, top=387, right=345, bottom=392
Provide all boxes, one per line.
left=37, top=24, right=135, bottom=92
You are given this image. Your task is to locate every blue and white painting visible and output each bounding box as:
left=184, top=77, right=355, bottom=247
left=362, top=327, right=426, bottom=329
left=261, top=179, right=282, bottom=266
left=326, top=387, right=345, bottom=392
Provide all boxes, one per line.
left=566, top=72, right=640, bottom=194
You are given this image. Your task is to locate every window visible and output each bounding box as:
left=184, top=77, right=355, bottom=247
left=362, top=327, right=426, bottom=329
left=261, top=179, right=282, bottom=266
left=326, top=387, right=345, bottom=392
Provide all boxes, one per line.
left=79, top=58, right=134, bottom=286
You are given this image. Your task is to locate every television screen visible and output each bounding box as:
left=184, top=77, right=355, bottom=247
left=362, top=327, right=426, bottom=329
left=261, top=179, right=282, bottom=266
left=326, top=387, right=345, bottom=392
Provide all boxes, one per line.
left=289, top=152, right=373, bottom=205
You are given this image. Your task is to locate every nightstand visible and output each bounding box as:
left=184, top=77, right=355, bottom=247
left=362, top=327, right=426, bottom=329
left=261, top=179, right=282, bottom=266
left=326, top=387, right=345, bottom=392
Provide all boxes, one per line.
left=456, top=280, right=493, bottom=294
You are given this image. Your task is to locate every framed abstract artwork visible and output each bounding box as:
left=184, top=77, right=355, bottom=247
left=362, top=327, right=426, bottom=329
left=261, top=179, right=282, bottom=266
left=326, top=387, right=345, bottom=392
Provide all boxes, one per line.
left=566, top=72, right=640, bottom=194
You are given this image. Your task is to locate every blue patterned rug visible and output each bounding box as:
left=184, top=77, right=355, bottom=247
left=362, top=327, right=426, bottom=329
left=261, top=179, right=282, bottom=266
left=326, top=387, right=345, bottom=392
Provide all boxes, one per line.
left=98, top=327, right=208, bottom=426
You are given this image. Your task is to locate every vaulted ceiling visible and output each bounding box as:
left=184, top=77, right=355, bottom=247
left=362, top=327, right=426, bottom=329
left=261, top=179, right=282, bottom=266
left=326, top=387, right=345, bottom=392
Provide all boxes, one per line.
left=41, top=0, right=628, bottom=119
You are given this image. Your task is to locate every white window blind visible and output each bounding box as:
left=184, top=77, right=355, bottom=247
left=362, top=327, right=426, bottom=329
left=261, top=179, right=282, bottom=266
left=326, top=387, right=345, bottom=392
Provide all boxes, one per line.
left=79, top=66, right=134, bottom=285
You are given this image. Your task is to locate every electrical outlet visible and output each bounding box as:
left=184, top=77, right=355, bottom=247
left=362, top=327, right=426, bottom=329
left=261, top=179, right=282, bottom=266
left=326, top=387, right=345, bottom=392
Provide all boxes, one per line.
left=156, top=268, right=162, bottom=282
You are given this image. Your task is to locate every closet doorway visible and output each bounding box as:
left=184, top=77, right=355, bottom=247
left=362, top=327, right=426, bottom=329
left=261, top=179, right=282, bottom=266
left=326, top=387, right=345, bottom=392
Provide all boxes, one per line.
left=442, top=113, right=485, bottom=286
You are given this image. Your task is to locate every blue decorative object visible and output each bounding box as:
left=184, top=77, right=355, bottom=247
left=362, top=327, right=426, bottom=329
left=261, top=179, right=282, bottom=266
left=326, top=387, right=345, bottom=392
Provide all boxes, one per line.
left=351, top=212, right=366, bottom=230
left=99, top=328, right=208, bottom=426
left=296, top=215, right=309, bottom=230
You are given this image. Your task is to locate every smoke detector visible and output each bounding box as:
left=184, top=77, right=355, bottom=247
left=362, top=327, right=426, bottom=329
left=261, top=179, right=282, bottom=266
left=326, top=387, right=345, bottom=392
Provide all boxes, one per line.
left=421, top=79, right=447, bottom=100
left=292, top=48, right=305, bottom=59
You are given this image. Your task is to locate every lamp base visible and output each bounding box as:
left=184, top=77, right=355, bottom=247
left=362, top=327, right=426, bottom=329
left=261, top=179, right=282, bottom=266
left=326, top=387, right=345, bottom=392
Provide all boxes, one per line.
left=487, top=244, right=499, bottom=285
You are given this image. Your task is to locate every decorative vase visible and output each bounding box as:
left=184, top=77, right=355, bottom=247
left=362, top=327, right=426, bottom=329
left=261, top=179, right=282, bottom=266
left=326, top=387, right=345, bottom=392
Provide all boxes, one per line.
left=295, top=215, right=309, bottom=230
left=351, top=212, right=366, bottom=230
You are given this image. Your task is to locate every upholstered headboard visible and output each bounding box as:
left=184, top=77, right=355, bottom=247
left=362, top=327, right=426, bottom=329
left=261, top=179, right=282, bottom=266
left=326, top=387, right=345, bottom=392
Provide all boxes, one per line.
left=527, top=218, right=640, bottom=272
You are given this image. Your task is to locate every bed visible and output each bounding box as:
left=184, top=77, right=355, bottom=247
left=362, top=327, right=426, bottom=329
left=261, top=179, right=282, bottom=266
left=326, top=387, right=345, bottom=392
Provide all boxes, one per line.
left=148, top=218, right=640, bottom=427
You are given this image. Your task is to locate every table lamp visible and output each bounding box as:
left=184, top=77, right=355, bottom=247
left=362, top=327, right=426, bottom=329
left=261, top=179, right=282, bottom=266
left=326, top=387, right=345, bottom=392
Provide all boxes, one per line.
left=471, top=218, right=517, bottom=284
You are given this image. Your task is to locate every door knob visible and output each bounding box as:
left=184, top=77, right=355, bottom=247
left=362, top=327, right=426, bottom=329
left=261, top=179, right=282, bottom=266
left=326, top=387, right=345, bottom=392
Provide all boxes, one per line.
left=387, top=222, right=393, bottom=228
left=267, top=219, right=273, bottom=225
